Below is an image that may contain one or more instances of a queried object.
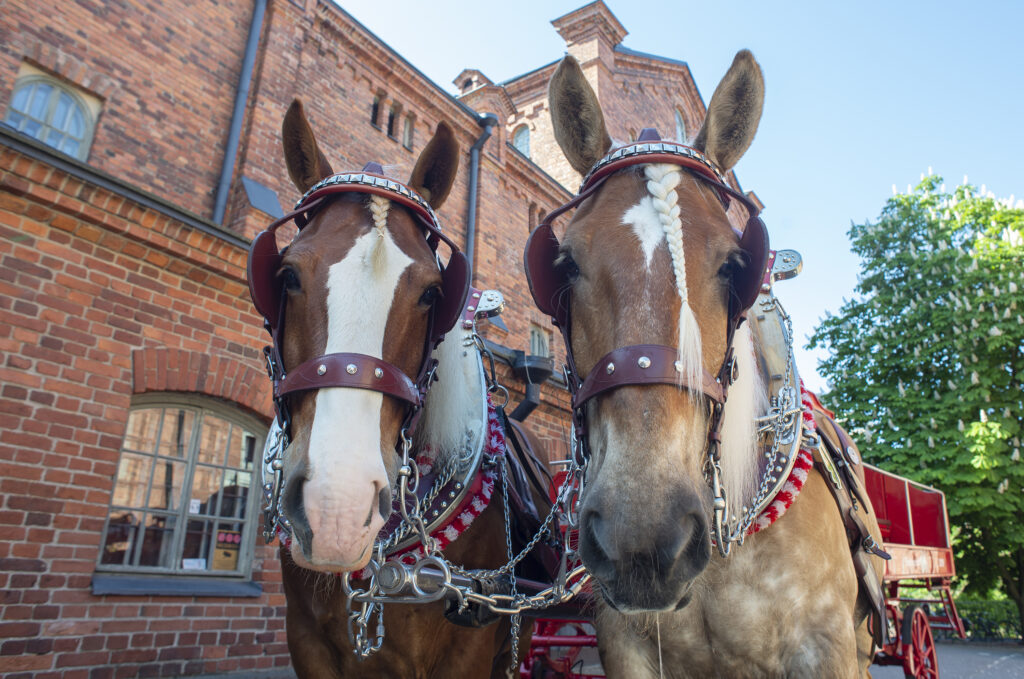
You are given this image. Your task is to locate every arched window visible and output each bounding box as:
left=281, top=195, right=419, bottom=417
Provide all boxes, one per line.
left=675, top=109, right=687, bottom=143
left=97, top=394, right=266, bottom=577
left=5, top=76, right=95, bottom=160
left=512, top=125, right=530, bottom=158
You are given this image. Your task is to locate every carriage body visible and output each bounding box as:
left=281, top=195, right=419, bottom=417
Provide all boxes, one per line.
left=864, top=464, right=966, bottom=678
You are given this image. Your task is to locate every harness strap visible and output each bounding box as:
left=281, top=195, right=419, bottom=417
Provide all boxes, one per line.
left=276, top=352, right=423, bottom=406
left=811, top=414, right=892, bottom=649
left=574, top=344, right=726, bottom=408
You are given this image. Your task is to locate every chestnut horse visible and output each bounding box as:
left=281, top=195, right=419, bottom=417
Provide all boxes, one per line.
left=250, top=100, right=536, bottom=678
left=526, top=53, right=887, bottom=677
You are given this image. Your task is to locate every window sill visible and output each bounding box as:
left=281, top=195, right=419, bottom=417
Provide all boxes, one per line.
left=91, top=573, right=263, bottom=598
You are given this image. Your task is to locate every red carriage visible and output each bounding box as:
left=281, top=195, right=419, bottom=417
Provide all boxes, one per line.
left=866, top=464, right=966, bottom=678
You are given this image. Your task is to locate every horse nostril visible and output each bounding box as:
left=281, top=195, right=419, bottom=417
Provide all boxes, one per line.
left=282, top=475, right=312, bottom=559
left=377, top=485, right=391, bottom=520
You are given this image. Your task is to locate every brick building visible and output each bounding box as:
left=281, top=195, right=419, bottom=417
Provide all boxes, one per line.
left=0, top=1, right=758, bottom=676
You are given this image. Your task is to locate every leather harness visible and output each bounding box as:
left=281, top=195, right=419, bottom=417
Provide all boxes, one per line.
left=524, top=129, right=769, bottom=509
left=247, top=163, right=471, bottom=441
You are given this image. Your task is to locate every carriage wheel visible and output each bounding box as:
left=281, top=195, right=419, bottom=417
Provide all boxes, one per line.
left=902, top=605, right=939, bottom=678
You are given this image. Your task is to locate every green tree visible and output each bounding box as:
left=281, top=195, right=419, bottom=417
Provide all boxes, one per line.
left=809, top=175, right=1024, bottom=639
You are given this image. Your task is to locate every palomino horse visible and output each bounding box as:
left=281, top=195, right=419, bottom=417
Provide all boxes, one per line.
left=525, top=52, right=888, bottom=677
left=248, top=100, right=547, bottom=678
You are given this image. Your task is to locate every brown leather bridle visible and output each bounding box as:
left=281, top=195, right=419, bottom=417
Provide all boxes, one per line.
left=247, top=163, right=471, bottom=439
left=524, top=129, right=769, bottom=470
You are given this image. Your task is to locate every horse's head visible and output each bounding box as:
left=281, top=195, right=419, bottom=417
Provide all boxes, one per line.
left=258, top=100, right=461, bottom=572
left=532, top=52, right=767, bottom=612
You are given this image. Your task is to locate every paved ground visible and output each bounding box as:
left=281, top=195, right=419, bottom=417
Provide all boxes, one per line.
left=871, top=642, right=1024, bottom=678
left=184, top=640, right=1024, bottom=678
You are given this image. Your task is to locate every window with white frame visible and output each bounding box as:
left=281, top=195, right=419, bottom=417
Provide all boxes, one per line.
left=512, top=125, right=530, bottom=158
left=97, top=395, right=266, bottom=577
left=4, top=74, right=97, bottom=160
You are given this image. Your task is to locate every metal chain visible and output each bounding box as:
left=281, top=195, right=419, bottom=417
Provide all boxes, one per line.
left=337, top=347, right=591, bottom=658
left=500, top=454, right=522, bottom=677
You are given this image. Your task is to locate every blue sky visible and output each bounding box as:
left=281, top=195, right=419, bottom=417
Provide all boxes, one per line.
left=337, top=1, right=1024, bottom=391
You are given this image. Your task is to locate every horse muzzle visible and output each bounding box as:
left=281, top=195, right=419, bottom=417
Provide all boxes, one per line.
left=578, top=489, right=710, bottom=613
left=280, top=458, right=392, bottom=572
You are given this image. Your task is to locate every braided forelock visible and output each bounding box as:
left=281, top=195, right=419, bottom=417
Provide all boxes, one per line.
left=368, top=195, right=391, bottom=236
left=644, top=163, right=703, bottom=391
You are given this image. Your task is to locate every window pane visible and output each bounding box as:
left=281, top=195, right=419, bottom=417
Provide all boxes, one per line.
left=60, top=138, right=80, bottom=157
left=23, top=119, right=42, bottom=139
left=219, top=470, right=250, bottom=519
left=10, top=85, right=30, bottom=111
left=182, top=519, right=215, bottom=570
left=149, top=459, right=186, bottom=511
left=111, top=452, right=153, bottom=508
left=190, top=465, right=223, bottom=515
left=5, top=110, right=25, bottom=129
left=137, top=513, right=177, bottom=568
left=211, top=521, right=244, bottom=571
left=123, top=408, right=161, bottom=453
left=46, top=129, right=64, bottom=147
left=28, top=83, right=52, bottom=119
left=226, top=429, right=257, bottom=470
left=53, top=93, right=71, bottom=130
left=198, top=415, right=231, bottom=465
left=99, top=510, right=142, bottom=565
left=68, top=107, right=84, bottom=138
left=158, top=408, right=194, bottom=458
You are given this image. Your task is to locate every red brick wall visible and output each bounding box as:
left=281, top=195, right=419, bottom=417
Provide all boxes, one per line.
left=0, top=148, right=289, bottom=678
left=0, top=0, right=252, bottom=223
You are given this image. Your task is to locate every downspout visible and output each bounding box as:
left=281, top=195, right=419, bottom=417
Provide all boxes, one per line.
left=213, top=0, right=266, bottom=225
left=465, top=112, right=499, bottom=276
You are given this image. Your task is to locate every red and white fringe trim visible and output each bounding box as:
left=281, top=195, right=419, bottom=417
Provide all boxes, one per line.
left=748, top=382, right=816, bottom=535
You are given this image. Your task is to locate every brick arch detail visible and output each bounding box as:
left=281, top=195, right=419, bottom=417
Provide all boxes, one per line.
left=132, top=348, right=273, bottom=421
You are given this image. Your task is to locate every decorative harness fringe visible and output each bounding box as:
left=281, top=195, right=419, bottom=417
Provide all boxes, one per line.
left=749, top=382, right=816, bottom=535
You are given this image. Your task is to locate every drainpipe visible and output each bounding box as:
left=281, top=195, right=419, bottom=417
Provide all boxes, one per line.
left=465, top=112, right=499, bottom=276
left=213, top=0, right=266, bottom=226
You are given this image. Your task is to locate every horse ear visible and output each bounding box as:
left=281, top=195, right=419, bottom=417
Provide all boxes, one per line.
left=281, top=99, right=335, bottom=193
left=548, top=55, right=612, bottom=175
left=408, top=121, right=459, bottom=209
left=692, top=50, right=764, bottom=172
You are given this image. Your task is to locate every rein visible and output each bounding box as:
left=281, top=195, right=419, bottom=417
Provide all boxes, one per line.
left=524, top=128, right=770, bottom=556
left=247, top=163, right=470, bottom=541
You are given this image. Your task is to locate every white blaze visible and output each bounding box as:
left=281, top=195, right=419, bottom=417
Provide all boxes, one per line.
left=622, top=196, right=664, bottom=266
left=303, top=224, right=413, bottom=567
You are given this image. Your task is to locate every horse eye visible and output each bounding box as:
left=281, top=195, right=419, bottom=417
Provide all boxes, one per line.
left=558, top=253, right=581, bottom=282
left=718, top=256, right=743, bottom=281
left=419, top=286, right=442, bottom=306
left=279, top=267, right=301, bottom=292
